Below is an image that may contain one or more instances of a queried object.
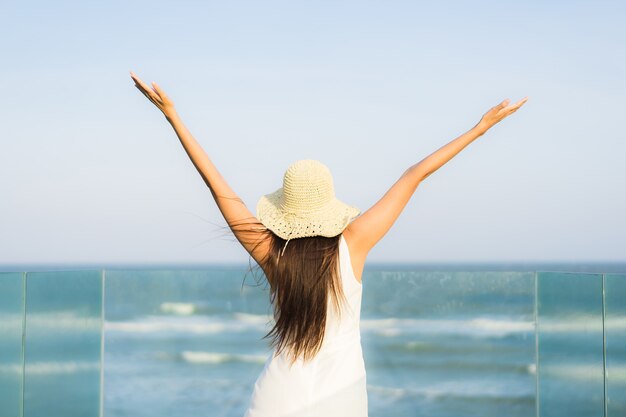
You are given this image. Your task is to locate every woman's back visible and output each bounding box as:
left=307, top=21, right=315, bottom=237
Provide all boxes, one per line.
left=244, top=233, right=368, bottom=417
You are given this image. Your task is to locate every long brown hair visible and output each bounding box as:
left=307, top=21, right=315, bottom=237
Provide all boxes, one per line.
left=222, top=214, right=348, bottom=367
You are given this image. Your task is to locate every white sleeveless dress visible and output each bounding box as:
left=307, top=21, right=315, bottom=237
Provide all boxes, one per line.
left=244, top=233, right=368, bottom=417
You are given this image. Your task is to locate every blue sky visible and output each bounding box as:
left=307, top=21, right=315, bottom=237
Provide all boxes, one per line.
left=1, top=0, right=624, bottom=264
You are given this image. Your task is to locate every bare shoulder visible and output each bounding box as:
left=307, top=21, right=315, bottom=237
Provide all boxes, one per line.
left=342, top=226, right=368, bottom=285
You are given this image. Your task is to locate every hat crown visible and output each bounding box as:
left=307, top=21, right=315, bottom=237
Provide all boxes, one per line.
left=281, top=159, right=335, bottom=213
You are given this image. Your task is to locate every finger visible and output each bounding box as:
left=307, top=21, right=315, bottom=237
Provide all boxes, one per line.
left=135, top=81, right=162, bottom=104
left=130, top=71, right=143, bottom=86
left=135, top=84, right=162, bottom=108
left=132, top=75, right=159, bottom=100
left=135, top=84, right=151, bottom=99
left=509, top=97, right=529, bottom=111
left=150, top=84, right=163, bottom=100
left=151, top=81, right=169, bottom=101
left=134, top=82, right=152, bottom=100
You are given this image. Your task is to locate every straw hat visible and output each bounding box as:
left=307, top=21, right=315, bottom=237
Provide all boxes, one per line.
left=256, top=159, right=361, bottom=252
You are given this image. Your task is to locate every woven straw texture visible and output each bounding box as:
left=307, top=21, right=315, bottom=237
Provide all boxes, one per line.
left=256, top=159, right=361, bottom=240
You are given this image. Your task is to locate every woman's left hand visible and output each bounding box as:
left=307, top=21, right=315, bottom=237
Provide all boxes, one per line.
left=130, top=71, right=176, bottom=118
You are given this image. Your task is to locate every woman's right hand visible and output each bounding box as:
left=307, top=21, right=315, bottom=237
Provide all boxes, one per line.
left=130, top=71, right=177, bottom=119
left=478, top=97, right=529, bottom=131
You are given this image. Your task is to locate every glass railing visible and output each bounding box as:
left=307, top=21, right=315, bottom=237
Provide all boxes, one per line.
left=0, top=271, right=103, bottom=417
left=1, top=269, right=624, bottom=417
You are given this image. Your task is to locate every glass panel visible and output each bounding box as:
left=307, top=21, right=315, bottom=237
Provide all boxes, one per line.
left=23, top=271, right=103, bottom=417
left=605, top=273, right=626, bottom=417
left=536, top=271, right=604, bottom=417
left=104, top=268, right=271, bottom=417
left=0, top=272, right=25, bottom=417
left=104, top=269, right=536, bottom=417
left=361, top=271, right=536, bottom=417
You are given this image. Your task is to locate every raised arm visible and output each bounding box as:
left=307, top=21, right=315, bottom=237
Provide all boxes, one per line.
left=130, top=71, right=270, bottom=266
left=346, top=97, right=529, bottom=260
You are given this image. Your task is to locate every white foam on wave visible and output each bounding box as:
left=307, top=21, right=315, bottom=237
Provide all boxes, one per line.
left=233, top=312, right=273, bottom=324
left=160, top=302, right=196, bottom=315
left=362, top=316, right=534, bottom=338
left=366, top=384, right=407, bottom=400
left=104, top=312, right=626, bottom=339
left=606, top=365, right=626, bottom=382
left=0, top=311, right=100, bottom=331
left=539, top=316, right=626, bottom=333
left=181, top=350, right=268, bottom=364
left=377, top=328, right=402, bottom=337
left=367, top=377, right=533, bottom=400
left=105, top=313, right=272, bottom=334
left=364, top=315, right=626, bottom=338
left=0, top=361, right=99, bottom=375
left=106, top=318, right=229, bottom=334
left=0, top=315, right=23, bottom=333
left=540, top=363, right=626, bottom=382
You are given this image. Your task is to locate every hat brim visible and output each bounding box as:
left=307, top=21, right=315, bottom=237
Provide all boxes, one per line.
left=256, top=187, right=361, bottom=240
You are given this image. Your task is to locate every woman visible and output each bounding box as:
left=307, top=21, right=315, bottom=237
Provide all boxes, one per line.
left=130, top=71, right=528, bottom=416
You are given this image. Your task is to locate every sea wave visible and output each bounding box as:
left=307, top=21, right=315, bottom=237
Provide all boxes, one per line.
left=539, top=316, right=626, bottom=333
left=159, top=302, right=197, bottom=315
left=105, top=313, right=273, bottom=334
left=0, top=312, right=100, bottom=331
left=367, top=379, right=535, bottom=401
left=379, top=345, right=537, bottom=374
left=233, top=312, right=274, bottom=324
left=105, top=312, right=626, bottom=339
left=361, top=316, right=534, bottom=338
left=181, top=350, right=268, bottom=365
left=0, top=360, right=99, bottom=375
left=0, top=315, right=22, bottom=333
left=540, top=363, right=626, bottom=382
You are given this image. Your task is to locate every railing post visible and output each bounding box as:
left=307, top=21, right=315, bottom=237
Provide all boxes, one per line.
left=601, top=273, right=607, bottom=417
left=535, top=270, right=540, bottom=417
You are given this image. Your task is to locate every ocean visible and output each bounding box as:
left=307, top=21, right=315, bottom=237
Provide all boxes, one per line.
left=100, top=264, right=624, bottom=417
left=2, top=263, right=624, bottom=417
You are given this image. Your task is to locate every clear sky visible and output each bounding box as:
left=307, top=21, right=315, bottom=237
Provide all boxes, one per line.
left=1, top=0, right=625, bottom=265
